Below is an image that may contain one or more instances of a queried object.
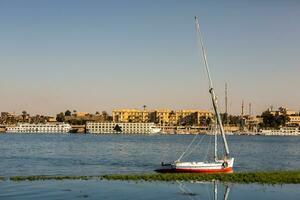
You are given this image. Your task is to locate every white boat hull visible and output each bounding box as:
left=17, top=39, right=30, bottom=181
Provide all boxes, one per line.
left=156, top=158, right=234, bottom=173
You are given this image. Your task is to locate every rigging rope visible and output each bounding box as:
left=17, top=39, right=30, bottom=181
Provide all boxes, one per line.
left=180, top=133, right=207, bottom=161
left=204, top=133, right=213, bottom=161
left=176, top=181, right=197, bottom=200
left=177, top=133, right=199, bottom=161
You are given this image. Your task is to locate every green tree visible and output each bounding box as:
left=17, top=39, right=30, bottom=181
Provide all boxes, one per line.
left=22, top=110, right=27, bottom=119
left=56, top=112, right=65, bottom=122
left=65, top=110, right=72, bottom=116
left=220, top=113, right=228, bottom=125
left=261, top=110, right=290, bottom=129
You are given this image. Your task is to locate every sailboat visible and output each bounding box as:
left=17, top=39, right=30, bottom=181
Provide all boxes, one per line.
left=156, top=16, right=234, bottom=173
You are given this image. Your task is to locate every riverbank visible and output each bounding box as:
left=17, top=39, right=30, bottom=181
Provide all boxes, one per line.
left=6, top=171, right=300, bottom=184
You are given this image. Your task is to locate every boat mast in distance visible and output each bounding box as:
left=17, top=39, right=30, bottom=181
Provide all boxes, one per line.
left=194, top=16, right=230, bottom=157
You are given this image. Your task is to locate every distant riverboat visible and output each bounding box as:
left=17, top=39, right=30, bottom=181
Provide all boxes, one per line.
left=259, top=127, right=300, bottom=136
left=6, top=123, right=71, bottom=133
left=86, top=122, right=161, bottom=134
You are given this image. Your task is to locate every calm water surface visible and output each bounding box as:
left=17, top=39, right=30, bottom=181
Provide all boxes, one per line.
left=0, top=134, right=299, bottom=199
left=0, top=134, right=299, bottom=176
left=0, top=180, right=299, bottom=200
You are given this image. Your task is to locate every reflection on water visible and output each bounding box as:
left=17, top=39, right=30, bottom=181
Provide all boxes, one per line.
left=177, top=181, right=230, bottom=200
left=0, top=180, right=299, bottom=200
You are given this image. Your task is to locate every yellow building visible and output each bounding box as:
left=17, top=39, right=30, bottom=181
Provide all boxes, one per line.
left=112, top=109, right=151, bottom=123
left=288, top=116, right=300, bottom=126
left=153, top=109, right=171, bottom=124
left=73, top=112, right=89, bottom=117
left=113, top=108, right=213, bottom=125
left=174, top=110, right=212, bottom=125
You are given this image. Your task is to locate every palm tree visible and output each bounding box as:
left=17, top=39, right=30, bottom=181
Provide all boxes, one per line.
left=22, top=110, right=27, bottom=121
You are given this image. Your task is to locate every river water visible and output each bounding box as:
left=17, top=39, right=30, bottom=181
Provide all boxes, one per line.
left=0, top=134, right=299, bottom=199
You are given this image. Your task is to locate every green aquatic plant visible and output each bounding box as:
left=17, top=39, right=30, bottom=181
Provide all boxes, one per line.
left=10, top=175, right=93, bottom=181
left=101, top=171, right=300, bottom=184
left=7, top=171, right=300, bottom=184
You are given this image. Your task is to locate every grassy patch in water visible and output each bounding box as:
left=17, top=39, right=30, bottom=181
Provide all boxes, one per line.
left=10, top=175, right=93, bottom=181
left=101, top=171, right=300, bottom=184
left=8, top=171, right=300, bottom=184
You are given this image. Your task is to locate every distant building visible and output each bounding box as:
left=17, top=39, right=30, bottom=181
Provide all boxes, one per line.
left=269, top=107, right=297, bottom=116
left=152, top=109, right=171, bottom=124
left=1, top=112, right=16, bottom=118
left=73, top=112, right=89, bottom=117
left=287, top=116, right=300, bottom=126
left=112, top=108, right=212, bottom=126
left=112, top=109, right=151, bottom=123
left=47, top=117, right=57, bottom=122
left=174, top=110, right=212, bottom=126
left=263, top=107, right=300, bottom=127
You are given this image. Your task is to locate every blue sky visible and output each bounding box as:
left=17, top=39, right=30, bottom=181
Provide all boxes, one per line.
left=0, top=0, right=299, bottom=115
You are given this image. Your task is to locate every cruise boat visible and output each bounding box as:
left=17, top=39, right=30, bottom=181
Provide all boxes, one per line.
left=156, top=16, right=234, bottom=173
left=260, top=127, right=300, bottom=136
left=86, top=122, right=161, bottom=134
left=6, top=123, right=72, bottom=133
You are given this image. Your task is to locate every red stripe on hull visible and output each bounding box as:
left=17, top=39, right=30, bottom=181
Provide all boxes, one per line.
left=156, top=167, right=233, bottom=173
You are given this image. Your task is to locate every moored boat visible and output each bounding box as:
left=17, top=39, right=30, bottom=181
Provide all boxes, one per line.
left=86, top=122, right=161, bottom=134
left=156, top=16, right=234, bottom=173
left=6, top=123, right=71, bottom=133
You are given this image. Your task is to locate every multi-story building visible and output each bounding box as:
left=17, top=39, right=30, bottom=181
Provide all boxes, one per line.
left=173, top=110, right=213, bottom=125
left=113, top=108, right=213, bottom=126
left=152, top=109, right=171, bottom=124
left=73, top=112, right=89, bottom=117
left=288, top=116, right=300, bottom=126
left=269, top=107, right=297, bottom=116
left=267, top=107, right=300, bottom=126
left=1, top=112, right=16, bottom=118
left=112, top=109, right=151, bottom=123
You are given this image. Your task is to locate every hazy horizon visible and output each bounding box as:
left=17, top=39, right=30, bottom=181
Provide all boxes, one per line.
left=1, top=0, right=299, bottom=116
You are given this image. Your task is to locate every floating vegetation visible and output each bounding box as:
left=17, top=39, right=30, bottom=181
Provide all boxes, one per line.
left=7, top=171, right=300, bottom=184
left=10, top=175, right=93, bottom=181
left=101, top=171, right=300, bottom=184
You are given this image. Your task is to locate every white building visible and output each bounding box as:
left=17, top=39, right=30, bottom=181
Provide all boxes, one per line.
left=86, top=122, right=161, bottom=134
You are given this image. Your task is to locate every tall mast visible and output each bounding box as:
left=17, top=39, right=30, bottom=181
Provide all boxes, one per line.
left=225, top=83, right=228, bottom=115
left=194, top=16, right=230, bottom=157
left=214, top=120, right=218, bottom=162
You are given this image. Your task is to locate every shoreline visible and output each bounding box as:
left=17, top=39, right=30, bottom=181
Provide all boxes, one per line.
left=1, top=132, right=300, bottom=136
